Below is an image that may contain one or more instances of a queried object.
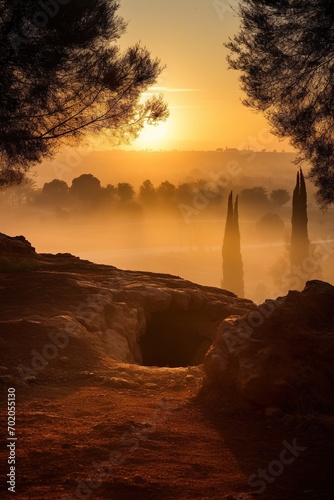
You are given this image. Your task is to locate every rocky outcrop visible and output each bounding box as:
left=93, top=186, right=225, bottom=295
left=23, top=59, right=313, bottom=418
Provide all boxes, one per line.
left=203, top=280, right=334, bottom=412
left=4, top=234, right=334, bottom=413
left=0, top=233, right=36, bottom=260
left=0, top=235, right=255, bottom=385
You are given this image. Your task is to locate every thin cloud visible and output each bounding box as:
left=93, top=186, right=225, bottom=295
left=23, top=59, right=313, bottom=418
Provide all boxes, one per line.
left=149, top=86, right=199, bottom=92
left=169, top=105, right=212, bottom=109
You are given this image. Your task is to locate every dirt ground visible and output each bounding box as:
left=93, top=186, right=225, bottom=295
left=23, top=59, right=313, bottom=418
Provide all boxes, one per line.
left=1, top=361, right=333, bottom=500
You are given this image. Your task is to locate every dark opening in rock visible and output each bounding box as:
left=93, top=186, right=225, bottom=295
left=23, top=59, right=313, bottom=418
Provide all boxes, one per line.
left=140, top=309, right=211, bottom=368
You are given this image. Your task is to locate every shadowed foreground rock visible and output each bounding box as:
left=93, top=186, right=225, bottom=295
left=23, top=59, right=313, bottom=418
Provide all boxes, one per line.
left=203, top=280, right=334, bottom=412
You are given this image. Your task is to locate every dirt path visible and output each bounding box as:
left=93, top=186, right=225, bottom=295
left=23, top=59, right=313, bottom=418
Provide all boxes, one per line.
left=1, top=363, right=333, bottom=499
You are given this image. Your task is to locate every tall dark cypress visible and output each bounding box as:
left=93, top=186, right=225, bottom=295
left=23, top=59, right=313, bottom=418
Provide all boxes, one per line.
left=291, top=168, right=309, bottom=267
left=222, top=191, right=245, bottom=297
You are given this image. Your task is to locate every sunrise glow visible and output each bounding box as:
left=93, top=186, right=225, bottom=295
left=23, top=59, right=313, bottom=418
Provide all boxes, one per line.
left=134, top=119, right=171, bottom=150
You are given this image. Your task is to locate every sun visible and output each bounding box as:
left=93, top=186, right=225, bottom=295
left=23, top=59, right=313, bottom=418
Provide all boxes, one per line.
left=134, top=120, right=171, bottom=150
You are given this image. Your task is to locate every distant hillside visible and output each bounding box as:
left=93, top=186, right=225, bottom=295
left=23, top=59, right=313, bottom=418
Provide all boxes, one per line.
left=36, top=148, right=303, bottom=193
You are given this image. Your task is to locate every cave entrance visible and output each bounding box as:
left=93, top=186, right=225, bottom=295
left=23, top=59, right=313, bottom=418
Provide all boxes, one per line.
left=139, top=308, right=212, bottom=368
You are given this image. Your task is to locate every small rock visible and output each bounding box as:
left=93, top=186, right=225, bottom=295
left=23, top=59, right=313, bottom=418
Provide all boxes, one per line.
left=0, top=366, right=9, bottom=372
left=133, top=475, right=145, bottom=484
left=60, top=356, right=69, bottom=363
left=0, top=375, right=13, bottom=384
left=145, top=383, right=158, bottom=389
left=23, top=375, right=37, bottom=384
left=103, top=377, right=135, bottom=389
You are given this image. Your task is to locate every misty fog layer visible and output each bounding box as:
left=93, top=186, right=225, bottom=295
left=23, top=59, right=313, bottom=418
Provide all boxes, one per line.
left=2, top=150, right=334, bottom=303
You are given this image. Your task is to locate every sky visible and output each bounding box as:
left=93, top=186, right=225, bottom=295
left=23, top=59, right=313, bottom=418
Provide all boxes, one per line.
left=116, top=0, right=293, bottom=152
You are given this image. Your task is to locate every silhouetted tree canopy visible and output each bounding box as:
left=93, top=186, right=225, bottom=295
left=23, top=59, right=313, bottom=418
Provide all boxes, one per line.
left=157, top=181, right=176, bottom=203
left=42, top=179, right=69, bottom=205
left=139, top=179, right=157, bottom=204
left=227, top=0, right=334, bottom=207
left=270, top=189, right=290, bottom=208
left=239, top=187, right=269, bottom=212
left=256, top=212, right=285, bottom=243
left=43, top=179, right=68, bottom=193
left=70, top=174, right=101, bottom=204
left=176, top=183, right=193, bottom=205
left=100, top=184, right=117, bottom=205
left=194, top=178, right=208, bottom=192
left=117, top=182, right=135, bottom=203
left=0, top=0, right=168, bottom=186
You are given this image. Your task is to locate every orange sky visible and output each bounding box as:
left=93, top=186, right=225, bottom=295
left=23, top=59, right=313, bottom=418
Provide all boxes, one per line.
left=117, top=0, right=294, bottom=152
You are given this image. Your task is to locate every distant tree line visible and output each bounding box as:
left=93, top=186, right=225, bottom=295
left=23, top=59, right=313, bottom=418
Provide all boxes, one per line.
left=0, top=173, right=291, bottom=220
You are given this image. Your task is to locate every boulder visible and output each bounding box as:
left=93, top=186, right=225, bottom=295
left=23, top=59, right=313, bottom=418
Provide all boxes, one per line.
left=0, top=233, right=38, bottom=271
left=203, top=280, right=334, bottom=412
left=0, top=233, right=36, bottom=256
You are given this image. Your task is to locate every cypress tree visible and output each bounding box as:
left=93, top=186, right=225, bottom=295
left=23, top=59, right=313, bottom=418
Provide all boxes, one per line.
left=291, top=168, right=310, bottom=268
left=222, top=191, right=245, bottom=297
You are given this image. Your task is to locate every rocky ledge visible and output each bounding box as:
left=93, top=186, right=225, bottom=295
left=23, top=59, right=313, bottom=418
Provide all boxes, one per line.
left=203, top=280, right=334, bottom=412
left=2, top=234, right=334, bottom=415
left=0, top=234, right=254, bottom=386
